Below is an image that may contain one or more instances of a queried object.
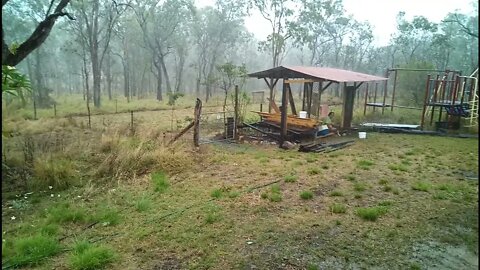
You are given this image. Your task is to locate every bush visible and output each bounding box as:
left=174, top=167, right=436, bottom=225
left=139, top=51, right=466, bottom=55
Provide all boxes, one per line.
left=284, top=174, right=298, bottom=183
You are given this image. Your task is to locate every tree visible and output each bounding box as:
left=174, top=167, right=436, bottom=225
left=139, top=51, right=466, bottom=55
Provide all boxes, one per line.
left=2, top=0, right=74, bottom=66
left=216, top=62, right=247, bottom=111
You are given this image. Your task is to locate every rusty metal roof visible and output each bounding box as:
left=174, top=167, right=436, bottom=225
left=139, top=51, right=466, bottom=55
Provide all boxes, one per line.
left=248, top=65, right=387, bottom=83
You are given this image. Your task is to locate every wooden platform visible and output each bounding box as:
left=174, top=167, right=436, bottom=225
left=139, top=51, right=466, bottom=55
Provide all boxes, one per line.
left=253, top=111, right=321, bottom=129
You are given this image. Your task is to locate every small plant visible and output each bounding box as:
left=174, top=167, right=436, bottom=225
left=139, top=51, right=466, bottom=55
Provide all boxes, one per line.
left=260, top=192, right=268, bottom=199
left=4, top=235, right=60, bottom=268
left=299, top=190, right=314, bottom=200
left=227, top=191, right=240, bottom=198
left=356, top=206, right=388, bottom=221
left=92, top=208, right=120, bottom=226
left=271, top=184, right=280, bottom=193
left=205, top=213, right=219, bottom=224
left=321, top=164, right=329, bottom=169
left=33, top=158, right=76, bottom=190
left=330, top=203, right=347, bottom=214
left=151, top=171, right=169, bottom=193
left=329, top=190, right=343, bottom=197
left=211, top=189, right=223, bottom=199
left=346, top=175, right=356, bottom=181
left=378, top=179, right=388, bottom=185
left=357, top=159, right=374, bottom=170
left=411, top=181, right=431, bottom=192
left=69, top=241, right=116, bottom=270
left=135, top=196, right=152, bottom=212
left=307, top=168, right=320, bottom=175
left=378, top=201, right=393, bottom=206
left=269, top=193, right=282, bottom=202
left=388, top=164, right=408, bottom=172
left=39, top=224, right=60, bottom=236
left=47, top=204, right=86, bottom=224
left=354, top=194, right=362, bottom=199
left=353, top=182, right=367, bottom=192
left=307, top=263, right=319, bottom=270
left=383, top=185, right=393, bottom=192
left=284, top=174, right=298, bottom=183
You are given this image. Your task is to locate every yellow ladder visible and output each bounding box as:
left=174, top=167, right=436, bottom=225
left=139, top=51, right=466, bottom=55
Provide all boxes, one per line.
left=465, top=68, right=478, bottom=127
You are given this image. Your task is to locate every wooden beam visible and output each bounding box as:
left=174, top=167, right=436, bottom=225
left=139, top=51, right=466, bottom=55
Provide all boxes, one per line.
left=193, top=98, right=202, bottom=147
left=287, top=83, right=297, bottom=115
left=321, top=81, right=333, bottom=92
left=267, top=98, right=280, bottom=113
left=354, top=82, right=364, bottom=90
left=168, top=121, right=194, bottom=145
left=316, top=80, right=323, bottom=120
left=284, top=79, right=321, bottom=84
left=307, top=82, right=313, bottom=117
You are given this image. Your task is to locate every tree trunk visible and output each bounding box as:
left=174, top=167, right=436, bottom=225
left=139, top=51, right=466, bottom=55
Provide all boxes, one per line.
left=105, top=51, right=112, bottom=100
left=160, top=57, right=171, bottom=94
left=154, top=60, right=163, bottom=101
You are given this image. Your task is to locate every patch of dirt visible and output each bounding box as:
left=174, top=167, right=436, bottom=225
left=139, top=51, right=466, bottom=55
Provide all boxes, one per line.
left=151, top=256, right=184, bottom=270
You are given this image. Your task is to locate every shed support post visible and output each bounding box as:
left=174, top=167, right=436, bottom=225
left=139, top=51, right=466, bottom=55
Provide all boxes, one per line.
left=316, top=80, right=323, bottom=120
left=341, top=84, right=356, bottom=129
left=280, top=79, right=289, bottom=146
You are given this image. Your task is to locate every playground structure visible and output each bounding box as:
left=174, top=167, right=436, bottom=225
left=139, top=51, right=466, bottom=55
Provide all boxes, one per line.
left=361, top=67, right=479, bottom=130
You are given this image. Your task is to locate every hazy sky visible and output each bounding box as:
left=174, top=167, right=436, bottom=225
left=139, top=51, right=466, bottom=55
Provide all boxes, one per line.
left=196, top=0, right=476, bottom=46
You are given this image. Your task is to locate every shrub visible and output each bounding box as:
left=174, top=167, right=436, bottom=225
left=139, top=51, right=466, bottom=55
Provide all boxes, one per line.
left=269, top=193, right=282, bottom=202
left=353, top=182, right=367, bottom=192
left=151, top=171, right=169, bottom=193
left=330, top=203, right=347, bottom=214
left=356, top=206, right=388, bottom=221
left=307, top=168, right=321, bottom=175
left=346, top=175, right=356, bottom=181
left=299, top=191, right=314, bottom=200
left=4, top=235, right=60, bottom=267
left=69, top=241, right=116, bottom=270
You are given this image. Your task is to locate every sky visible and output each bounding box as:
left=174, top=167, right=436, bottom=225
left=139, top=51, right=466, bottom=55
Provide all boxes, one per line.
left=196, top=0, right=476, bottom=46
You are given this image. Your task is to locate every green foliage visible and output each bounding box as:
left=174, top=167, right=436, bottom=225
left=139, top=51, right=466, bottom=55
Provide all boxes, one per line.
left=151, top=171, right=169, bottom=193
left=135, top=196, right=152, bottom=212
left=299, top=190, right=314, bottom=200
left=353, top=182, right=367, bottom=192
left=2, top=65, right=31, bottom=103
left=69, top=241, right=116, bottom=270
left=357, top=159, right=374, bottom=170
left=211, top=189, right=223, bottom=199
left=166, top=91, right=184, bottom=106
left=4, top=235, right=60, bottom=268
left=33, top=157, right=76, bottom=190
left=329, top=190, right=343, bottom=197
left=411, top=181, right=431, bottom=192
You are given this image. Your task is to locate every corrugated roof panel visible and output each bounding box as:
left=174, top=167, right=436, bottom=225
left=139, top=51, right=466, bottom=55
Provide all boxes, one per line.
left=248, top=65, right=387, bottom=83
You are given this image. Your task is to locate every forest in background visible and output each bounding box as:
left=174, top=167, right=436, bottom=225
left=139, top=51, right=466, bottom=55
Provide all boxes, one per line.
left=2, top=0, right=478, bottom=110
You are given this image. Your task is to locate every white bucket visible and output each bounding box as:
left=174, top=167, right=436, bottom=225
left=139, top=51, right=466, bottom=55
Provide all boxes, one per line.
left=358, top=132, right=367, bottom=139
left=299, top=111, right=308, bottom=119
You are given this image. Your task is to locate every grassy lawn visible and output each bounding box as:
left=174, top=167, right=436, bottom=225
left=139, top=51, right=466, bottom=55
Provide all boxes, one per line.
left=2, top=100, right=478, bottom=269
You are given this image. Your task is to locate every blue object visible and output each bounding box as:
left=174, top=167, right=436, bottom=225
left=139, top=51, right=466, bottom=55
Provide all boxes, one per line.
left=317, top=129, right=329, bottom=136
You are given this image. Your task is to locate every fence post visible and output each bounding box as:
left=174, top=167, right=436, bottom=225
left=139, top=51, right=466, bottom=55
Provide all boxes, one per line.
left=130, top=110, right=134, bottom=133
left=234, top=85, right=239, bottom=140
left=115, top=99, right=118, bottom=113
left=53, top=103, right=57, bottom=117
left=33, top=98, right=37, bottom=120
left=193, top=98, right=202, bottom=147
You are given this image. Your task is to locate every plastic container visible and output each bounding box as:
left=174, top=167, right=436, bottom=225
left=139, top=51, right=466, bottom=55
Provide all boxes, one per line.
left=299, top=111, right=308, bottom=118
left=358, top=132, right=367, bottom=139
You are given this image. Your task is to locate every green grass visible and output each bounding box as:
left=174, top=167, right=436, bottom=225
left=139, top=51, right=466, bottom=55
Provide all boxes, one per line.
left=356, top=206, right=389, bottom=221
left=69, top=241, right=116, bottom=270
left=388, top=164, right=409, bottom=172
left=330, top=203, right=347, bottom=214
left=353, top=182, right=367, bottom=192
left=3, top=235, right=60, bottom=268
left=299, top=190, right=314, bottom=200
left=307, top=167, right=321, bottom=175
left=357, top=159, right=374, bottom=170
left=329, top=190, right=343, bottom=197
left=346, top=174, right=356, bottom=181
left=135, top=196, right=152, bottom=212
left=211, top=189, right=223, bottom=199
left=151, top=171, right=169, bottom=193
left=284, top=174, right=298, bottom=183
left=91, top=208, right=120, bottom=226
left=378, top=178, right=388, bottom=185
left=227, top=191, right=240, bottom=198
left=33, top=157, right=76, bottom=190
left=46, top=203, right=87, bottom=224
left=269, top=193, right=282, bottom=202
left=411, top=181, right=431, bottom=192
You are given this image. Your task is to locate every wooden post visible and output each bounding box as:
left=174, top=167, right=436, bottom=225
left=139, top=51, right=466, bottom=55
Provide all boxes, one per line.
left=382, top=70, right=389, bottom=114
left=363, top=83, right=369, bottom=116
left=53, top=103, right=57, bottom=117
left=302, top=82, right=307, bottom=111
left=193, top=98, right=202, bottom=147
left=430, top=75, right=440, bottom=125
left=234, top=85, right=239, bottom=140
left=307, top=82, right=313, bottom=117
left=341, top=84, right=356, bottom=129
left=87, top=103, right=91, bottom=129
left=420, top=75, right=431, bottom=130
left=130, top=110, right=134, bottom=133
left=373, top=82, right=378, bottom=112
left=287, top=84, right=297, bottom=115
left=33, top=98, right=37, bottom=120
left=316, top=81, right=323, bottom=119
left=115, top=99, right=118, bottom=113
left=260, top=103, right=263, bottom=112
left=280, top=79, right=289, bottom=146
left=390, top=70, right=397, bottom=111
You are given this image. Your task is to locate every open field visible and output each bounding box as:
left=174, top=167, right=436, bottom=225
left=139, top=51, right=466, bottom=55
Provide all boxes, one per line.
left=2, top=96, right=478, bottom=270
